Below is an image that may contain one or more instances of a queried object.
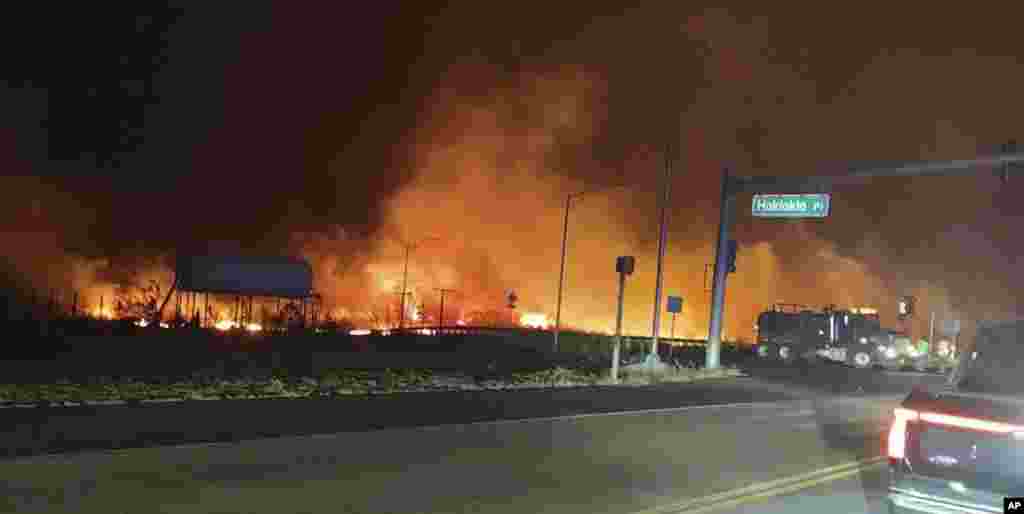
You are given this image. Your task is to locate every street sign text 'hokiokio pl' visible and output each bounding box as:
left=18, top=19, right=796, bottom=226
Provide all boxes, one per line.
left=751, top=193, right=831, bottom=218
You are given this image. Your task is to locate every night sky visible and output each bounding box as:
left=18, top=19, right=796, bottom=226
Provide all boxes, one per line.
left=3, top=3, right=1024, bottom=339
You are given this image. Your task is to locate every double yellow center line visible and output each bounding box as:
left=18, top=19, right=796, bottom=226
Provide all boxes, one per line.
left=632, top=456, right=886, bottom=514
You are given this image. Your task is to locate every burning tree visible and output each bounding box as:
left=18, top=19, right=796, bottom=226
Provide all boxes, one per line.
left=114, top=280, right=162, bottom=322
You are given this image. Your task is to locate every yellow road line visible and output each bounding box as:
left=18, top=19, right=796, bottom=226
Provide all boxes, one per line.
left=633, top=456, right=885, bottom=514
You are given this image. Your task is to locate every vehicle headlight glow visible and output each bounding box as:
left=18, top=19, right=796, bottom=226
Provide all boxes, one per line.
left=884, top=347, right=898, bottom=359
left=859, top=337, right=868, bottom=344
left=906, top=348, right=920, bottom=358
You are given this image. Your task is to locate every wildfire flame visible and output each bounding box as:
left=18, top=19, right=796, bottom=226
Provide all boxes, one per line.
left=214, top=319, right=238, bottom=331
left=520, top=312, right=550, bottom=329
left=134, top=319, right=169, bottom=328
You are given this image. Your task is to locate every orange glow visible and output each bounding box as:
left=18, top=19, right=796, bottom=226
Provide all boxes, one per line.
left=349, top=329, right=372, bottom=336
left=245, top=323, right=263, bottom=332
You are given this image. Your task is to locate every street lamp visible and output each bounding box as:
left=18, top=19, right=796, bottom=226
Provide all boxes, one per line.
left=398, top=236, right=441, bottom=330
left=553, top=191, right=584, bottom=352
left=552, top=184, right=631, bottom=352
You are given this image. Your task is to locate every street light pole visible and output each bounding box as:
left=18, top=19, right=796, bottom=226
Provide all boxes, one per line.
left=553, top=184, right=631, bottom=351
left=553, top=192, right=579, bottom=352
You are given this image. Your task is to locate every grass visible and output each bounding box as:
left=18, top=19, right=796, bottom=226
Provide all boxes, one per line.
left=0, top=364, right=746, bottom=405
left=613, top=364, right=745, bottom=385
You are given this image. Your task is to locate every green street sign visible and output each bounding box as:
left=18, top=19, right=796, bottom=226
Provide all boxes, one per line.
left=751, top=193, right=831, bottom=218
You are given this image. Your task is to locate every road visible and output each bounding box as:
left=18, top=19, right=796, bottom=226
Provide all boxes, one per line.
left=2, top=359, right=943, bottom=513
left=715, top=462, right=890, bottom=514
left=1, top=380, right=903, bottom=514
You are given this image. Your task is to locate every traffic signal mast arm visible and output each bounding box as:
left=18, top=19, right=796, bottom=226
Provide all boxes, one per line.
left=705, top=148, right=1023, bottom=369
left=731, top=151, right=1024, bottom=195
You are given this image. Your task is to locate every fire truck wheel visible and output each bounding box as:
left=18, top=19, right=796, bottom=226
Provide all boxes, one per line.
left=850, top=350, right=873, bottom=368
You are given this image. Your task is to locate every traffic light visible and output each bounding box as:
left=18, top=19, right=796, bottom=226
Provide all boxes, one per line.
left=726, top=240, right=738, bottom=273
left=898, top=296, right=915, bottom=320
left=616, top=256, right=636, bottom=275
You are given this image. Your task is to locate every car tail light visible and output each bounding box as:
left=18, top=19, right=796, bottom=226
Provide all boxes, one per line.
left=888, top=407, right=1024, bottom=460
left=888, top=407, right=919, bottom=460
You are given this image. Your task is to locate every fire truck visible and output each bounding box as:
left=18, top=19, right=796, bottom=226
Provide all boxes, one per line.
left=753, top=304, right=925, bottom=369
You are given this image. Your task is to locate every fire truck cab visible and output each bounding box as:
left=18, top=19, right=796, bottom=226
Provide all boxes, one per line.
left=755, top=304, right=921, bottom=369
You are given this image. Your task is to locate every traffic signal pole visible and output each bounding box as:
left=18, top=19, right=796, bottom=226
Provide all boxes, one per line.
left=706, top=169, right=735, bottom=370
left=704, top=149, right=1024, bottom=369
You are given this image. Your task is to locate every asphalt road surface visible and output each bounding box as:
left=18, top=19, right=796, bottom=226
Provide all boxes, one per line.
left=714, top=462, right=890, bottom=514
left=2, top=360, right=943, bottom=513
left=2, top=385, right=903, bottom=514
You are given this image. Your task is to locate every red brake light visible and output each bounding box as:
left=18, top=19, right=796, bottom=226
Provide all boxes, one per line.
left=888, top=407, right=1024, bottom=460
left=888, top=407, right=918, bottom=459
left=918, top=411, right=1024, bottom=434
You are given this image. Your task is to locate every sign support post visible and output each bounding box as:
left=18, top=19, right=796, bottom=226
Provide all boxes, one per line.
left=706, top=169, right=734, bottom=370
left=612, top=256, right=635, bottom=383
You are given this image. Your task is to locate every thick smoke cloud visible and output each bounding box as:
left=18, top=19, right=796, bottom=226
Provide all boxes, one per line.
left=5, top=4, right=1024, bottom=341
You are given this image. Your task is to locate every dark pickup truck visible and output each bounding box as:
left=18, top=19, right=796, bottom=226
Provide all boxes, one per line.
left=887, top=319, right=1024, bottom=513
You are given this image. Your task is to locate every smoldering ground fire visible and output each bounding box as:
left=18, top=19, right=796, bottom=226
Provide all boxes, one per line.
left=3, top=5, right=1024, bottom=341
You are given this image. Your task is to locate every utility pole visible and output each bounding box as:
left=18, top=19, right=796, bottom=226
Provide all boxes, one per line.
left=435, top=288, right=455, bottom=335
left=397, top=236, right=440, bottom=330
left=399, top=244, right=411, bottom=330
left=650, top=147, right=673, bottom=360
